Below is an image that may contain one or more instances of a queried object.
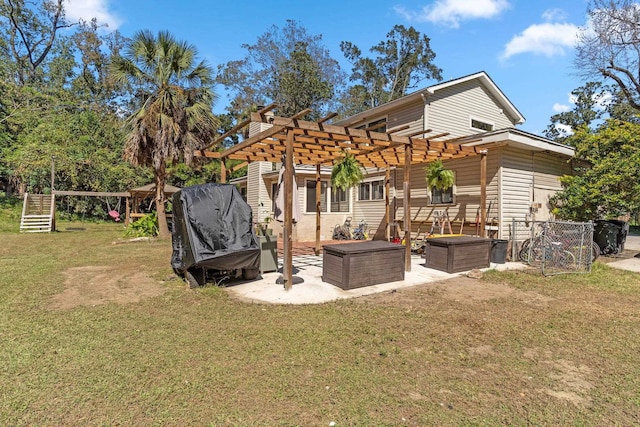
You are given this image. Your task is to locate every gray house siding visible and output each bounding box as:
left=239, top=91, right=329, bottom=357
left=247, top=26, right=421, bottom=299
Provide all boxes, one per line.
left=426, top=80, right=516, bottom=138
left=500, top=147, right=571, bottom=238
left=387, top=99, right=424, bottom=134
left=393, top=153, right=500, bottom=237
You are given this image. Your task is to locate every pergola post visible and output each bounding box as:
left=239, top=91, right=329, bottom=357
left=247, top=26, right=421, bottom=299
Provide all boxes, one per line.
left=385, top=168, right=391, bottom=241
left=480, top=150, right=487, bottom=237
left=403, top=143, right=412, bottom=272
left=283, top=130, right=294, bottom=290
left=315, top=163, right=321, bottom=256
left=220, top=159, right=227, bottom=183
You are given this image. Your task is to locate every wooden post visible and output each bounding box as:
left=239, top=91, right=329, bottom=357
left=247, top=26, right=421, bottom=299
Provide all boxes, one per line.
left=220, top=159, right=227, bottom=183
left=480, top=150, right=487, bottom=238
left=404, top=144, right=412, bottom=272
left=315, top=163, right=321, bottom=255
left=283, top=130, right=294, bottom=290
left=50, top=156, right=56, bottom=231
left=125, top=196, right=131, bottom=226
left=385, top=168, right=391, bottom=241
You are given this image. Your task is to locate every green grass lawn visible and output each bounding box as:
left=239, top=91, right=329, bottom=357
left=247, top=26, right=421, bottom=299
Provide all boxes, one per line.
left=1, top=219, right=639, bottom=425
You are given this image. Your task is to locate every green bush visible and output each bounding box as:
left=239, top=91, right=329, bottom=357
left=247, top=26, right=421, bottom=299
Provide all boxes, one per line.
left=0, top=194, right=22, bottom=232
left=124, top=212, right=159, bottom=237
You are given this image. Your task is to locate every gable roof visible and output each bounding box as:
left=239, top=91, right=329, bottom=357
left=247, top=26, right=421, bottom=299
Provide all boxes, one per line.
left=336, top=71, right=525, bottom=128
left=426, top=72, right=525, bottom=124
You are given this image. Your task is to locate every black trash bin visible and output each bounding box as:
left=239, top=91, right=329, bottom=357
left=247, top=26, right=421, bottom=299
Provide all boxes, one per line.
left=490, top=239, right=508, bottom=264
left=593, top=220, right=629, bottom=255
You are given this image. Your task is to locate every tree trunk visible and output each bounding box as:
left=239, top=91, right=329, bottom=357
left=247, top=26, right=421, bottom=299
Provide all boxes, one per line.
left=155, top=168, right=170, bottom=238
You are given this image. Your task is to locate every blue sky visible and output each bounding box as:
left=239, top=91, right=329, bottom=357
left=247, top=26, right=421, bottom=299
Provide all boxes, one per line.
left=65, top=0, right=592, bottom=135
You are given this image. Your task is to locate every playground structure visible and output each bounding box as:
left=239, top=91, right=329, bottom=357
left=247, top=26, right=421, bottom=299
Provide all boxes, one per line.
left=19, top=183, right=180, bottom=232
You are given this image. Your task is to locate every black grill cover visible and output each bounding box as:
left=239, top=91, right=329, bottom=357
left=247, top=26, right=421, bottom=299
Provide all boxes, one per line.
left=171, top=183, right=260, bottom=272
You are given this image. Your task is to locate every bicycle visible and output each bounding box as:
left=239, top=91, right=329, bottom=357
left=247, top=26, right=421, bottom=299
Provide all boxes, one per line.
left=333, top=217, right=352, bottom=240
left=519, top=227, right=599, bottom=266
left=352, top=219, right=369, bottom=240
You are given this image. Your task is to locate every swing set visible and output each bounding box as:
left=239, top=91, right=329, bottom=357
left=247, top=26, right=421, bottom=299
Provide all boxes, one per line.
left=52, top=190, right=130, bottom=229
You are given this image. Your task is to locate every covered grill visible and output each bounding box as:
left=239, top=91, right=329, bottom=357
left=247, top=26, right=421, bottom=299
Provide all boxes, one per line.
left=171, top=183, right=260, bottom=287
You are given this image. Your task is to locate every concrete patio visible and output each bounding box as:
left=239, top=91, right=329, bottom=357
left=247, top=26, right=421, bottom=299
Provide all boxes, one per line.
left=224, top=240, right=525, bottom=305
left=224, top=234, right=640, bottom=305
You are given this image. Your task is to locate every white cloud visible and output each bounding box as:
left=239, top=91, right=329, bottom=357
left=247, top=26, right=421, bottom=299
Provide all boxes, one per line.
left=542, top=8, right=568, bottom=22
left=553, top=103, right=571, bottom=113
left=394, top=0, right=510, bottom=28
left=553, top=123, right=574, bottom=136
left=500, top=22, right=579, bottom=60
left=595, top=91, right=613, bottom=110
left=64, top=0, right=121, bottom=30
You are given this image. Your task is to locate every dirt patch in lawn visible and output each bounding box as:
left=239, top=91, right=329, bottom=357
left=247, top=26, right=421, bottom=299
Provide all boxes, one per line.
left=369, top=276, right=554, bottom=308
left=50, top=265, right=166, bottom=309
left=359, top=275, right=605, bottom=410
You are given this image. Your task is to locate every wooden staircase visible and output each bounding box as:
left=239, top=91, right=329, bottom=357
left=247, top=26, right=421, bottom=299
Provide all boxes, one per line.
left=20, top=193, right=55, bottom=232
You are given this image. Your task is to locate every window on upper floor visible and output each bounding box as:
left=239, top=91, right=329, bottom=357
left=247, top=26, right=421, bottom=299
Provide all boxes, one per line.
left=471, top=118, right=493, bottom=132
left=356, top=118, right=387, bottom=133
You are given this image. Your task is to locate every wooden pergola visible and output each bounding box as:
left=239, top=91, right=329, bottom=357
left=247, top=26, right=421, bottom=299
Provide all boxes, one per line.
left=196, top=105, right=499, bottom=290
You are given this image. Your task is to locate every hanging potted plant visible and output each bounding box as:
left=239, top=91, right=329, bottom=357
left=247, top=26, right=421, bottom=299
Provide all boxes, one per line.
left=331, top=151, right=364, bottom=190
left=425, top=159, right=454, bottom=191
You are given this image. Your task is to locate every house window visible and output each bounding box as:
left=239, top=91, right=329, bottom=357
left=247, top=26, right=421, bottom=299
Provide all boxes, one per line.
left=305, top=180, right=351, bottom=213
left=471, top=118, right=493, bottom=132
left=430, top=186, right=454, bottom=205
left=356, top=118, right=387, bottom=132
left=331, top=187, right=350, bottom=212
left=271, top=182, right=278, bottom=213
left=358, top=179, right=384, bottom=201
left=306, top=180, right=327, bottom=213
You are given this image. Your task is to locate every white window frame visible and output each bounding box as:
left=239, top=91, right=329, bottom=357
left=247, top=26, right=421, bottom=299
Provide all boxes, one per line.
left=357, top=178, right=385, bottom=201
left=470, top=116, right=494, bottom=132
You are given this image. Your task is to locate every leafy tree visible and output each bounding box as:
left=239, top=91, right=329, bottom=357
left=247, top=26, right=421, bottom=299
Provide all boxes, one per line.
left=0, top=0, right=74, bottom=85
left=273, top=41, right=333, bottom=118
left=575, top=0, right=640, bottom=113
left=544, top=81, right=640, bottom=142
left=70, top=18, right=128, bottom=109
left=110, top=30, right=219, bottom=237
left=216, top=20, right=344, bottom=121
left=340, top=25, right=442, bottom=114
left=550, top=120, right=640, bottom=220
left=543, top=82, right=608, bottom=142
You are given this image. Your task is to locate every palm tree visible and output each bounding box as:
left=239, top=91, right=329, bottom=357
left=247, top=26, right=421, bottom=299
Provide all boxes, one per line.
left=110, top=30, right=218, bottom=237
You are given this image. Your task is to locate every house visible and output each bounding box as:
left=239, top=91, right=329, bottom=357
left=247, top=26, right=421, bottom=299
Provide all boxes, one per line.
left=233, top=71, right=574, bottom=242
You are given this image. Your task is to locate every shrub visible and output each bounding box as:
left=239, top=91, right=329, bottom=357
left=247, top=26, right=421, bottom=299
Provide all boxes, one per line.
left=124, top=212, right=159, bottom=237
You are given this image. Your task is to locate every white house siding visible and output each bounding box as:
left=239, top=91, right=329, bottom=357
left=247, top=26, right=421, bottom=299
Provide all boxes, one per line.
left=352, top=170, right=390, bottom=239
left=247, top=120, right=276, bottom=228
left=247, top=162, right=274, bottom=227
left=393, top=153, right=500, bottom=237
left=426, top=80, right=516, bottom=138
left=500, top=147, right=571, bottom=239
left=386, top=99, right=424, bottom=134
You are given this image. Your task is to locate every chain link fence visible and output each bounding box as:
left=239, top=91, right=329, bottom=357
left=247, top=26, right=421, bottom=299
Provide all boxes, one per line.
left=509, top=220, right=595, bottom=276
